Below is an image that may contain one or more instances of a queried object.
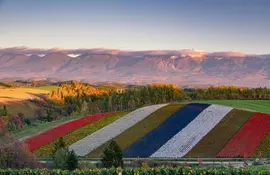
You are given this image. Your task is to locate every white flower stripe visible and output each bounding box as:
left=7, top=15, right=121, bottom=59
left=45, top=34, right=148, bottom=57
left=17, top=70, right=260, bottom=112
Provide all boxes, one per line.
left=69, top=104, right=168, bottom=156
left=150, top=104, right=233, bottom=158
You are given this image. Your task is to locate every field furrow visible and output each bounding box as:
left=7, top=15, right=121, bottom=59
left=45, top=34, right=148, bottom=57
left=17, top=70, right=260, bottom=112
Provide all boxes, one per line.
left=123, top=103, right=210, bottom=158
left=185, top=109, right=254, bottom=158
left=88, top=104, right=184, bottom=157
left=69, top=104, right=168, bottom=156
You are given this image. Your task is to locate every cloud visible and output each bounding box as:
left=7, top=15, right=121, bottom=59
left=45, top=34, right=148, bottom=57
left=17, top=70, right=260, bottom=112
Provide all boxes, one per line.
left=0, top=47, right=263, bottom=57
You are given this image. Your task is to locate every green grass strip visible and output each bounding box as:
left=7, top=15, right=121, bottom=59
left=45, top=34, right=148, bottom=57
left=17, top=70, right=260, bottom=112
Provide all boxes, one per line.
left=13, top=114, right=84, bottom=139
left=252, top=132, right=270, bottom=158
left=88, top=104, right=184, bottom=158
left=185, top=109, right=254, bottom=158
left=181, top=100, right=270, bottom=114
left=33, top=111, right=132, bottom=157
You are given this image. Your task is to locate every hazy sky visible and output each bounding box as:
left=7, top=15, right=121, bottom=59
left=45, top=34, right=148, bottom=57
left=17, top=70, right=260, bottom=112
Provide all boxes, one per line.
left=0, top=0, right=269, bottom=54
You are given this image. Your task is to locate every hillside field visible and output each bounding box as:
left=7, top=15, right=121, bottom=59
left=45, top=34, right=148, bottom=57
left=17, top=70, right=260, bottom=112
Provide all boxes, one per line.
left=0, top=86, right=58, bottom=117
left=19, top=102, right=270, bottom=159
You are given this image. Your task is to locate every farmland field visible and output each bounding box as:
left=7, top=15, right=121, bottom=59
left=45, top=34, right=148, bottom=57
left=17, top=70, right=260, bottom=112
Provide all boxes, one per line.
left=183, top=100, right=270, bottom=114
left=34, top=86, right=59, bottom=92
left=0, top=87, right=49, bottom=102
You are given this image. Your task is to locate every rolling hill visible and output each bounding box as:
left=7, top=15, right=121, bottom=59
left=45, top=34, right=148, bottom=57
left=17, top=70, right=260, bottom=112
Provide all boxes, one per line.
left=21, top=102, right=270, bottom=158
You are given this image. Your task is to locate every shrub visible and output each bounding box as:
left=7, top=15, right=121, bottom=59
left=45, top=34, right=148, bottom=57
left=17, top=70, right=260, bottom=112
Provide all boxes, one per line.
left=53, top=148, right=69, bottom=170
left=0, top=129, right=41, bottom=169
left=101, top=140, right=123, bottom=168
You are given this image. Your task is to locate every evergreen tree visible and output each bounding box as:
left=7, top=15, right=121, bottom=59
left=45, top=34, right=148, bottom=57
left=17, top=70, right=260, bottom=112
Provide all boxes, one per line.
left=53, top=137, right=66, bottom=156
left=101, top=140, right=123, bottom=168
left=67, top=150, right=78, bottom=171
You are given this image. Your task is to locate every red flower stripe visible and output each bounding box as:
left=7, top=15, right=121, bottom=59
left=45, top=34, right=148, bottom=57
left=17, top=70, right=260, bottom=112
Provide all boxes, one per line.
left=216, top=112, right=270, bottom=157
left=24, top=112, right=112, bottom=152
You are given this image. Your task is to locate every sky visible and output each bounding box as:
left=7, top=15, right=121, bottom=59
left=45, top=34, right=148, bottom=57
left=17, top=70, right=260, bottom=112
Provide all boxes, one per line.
left=0, top=0, right=269, bottom=54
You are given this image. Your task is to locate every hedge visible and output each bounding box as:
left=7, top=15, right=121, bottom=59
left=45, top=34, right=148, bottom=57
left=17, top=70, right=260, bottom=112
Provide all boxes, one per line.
left=0, top=166, right=269, bottom=175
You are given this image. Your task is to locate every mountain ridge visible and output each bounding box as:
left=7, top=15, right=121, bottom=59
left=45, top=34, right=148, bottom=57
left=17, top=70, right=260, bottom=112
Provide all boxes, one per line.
left=0, top=51, right=270, bottom=87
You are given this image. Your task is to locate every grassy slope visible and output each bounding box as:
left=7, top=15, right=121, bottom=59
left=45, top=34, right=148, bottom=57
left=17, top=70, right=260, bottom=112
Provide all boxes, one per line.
left=33, top=111, right=132, bottom=157
left=13, top=114, right=84, bottom=139
left=185, top=109, right=254, bottom=158
left=35, top=86, right=59, bottom=92
left=182, top=100, right=270, bottom=114
left=88, top=104, right=184, bottom=158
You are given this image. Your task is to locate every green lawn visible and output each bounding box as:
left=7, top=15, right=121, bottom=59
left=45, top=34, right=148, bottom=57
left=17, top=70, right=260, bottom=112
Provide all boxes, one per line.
left=13, top=114, right=84, bottom=139
left=35, top=86, right=59, bottom=92
left=181, top=100, right=270, bottom=114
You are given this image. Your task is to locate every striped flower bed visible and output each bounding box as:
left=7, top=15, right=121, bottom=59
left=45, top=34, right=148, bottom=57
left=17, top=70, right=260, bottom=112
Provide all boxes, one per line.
left=151, top=104, right=232, bottom=158
left=24, top=112, right=112, bottom=152
left=217, top=112, right=270, bottom=157
left=88, top=104, right=184, bottom=157
left=185, top=109, right=254, bottom=158
left=123, top=103, right=210, bottom=158
left=252, top=132, right=270, bottom=158
left=69, top=104, right=168, bottom=156
left=33, top=111, right=131, bottom=157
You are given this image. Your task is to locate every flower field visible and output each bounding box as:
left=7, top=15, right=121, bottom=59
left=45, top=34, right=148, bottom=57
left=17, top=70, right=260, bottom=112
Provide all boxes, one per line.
left=151, top=105, right=232, bottom=158
left=88, top=104, right=184, bottom=157
left=1, top=166, right=269, bottom=175
left=123, top=103, right=210, bottom=157
left=217, top=112, right=270, bottom=157
left=20, top=102, right=270, bottom=158
left=24, top=112, right=112, bottom=152
left=252, top=132, right=270, bottom=158
left=69, top=104, right=168, bottom=156
left=33, top=111, right=131, bottom=157
left=185, top=109, right=254, bottom=158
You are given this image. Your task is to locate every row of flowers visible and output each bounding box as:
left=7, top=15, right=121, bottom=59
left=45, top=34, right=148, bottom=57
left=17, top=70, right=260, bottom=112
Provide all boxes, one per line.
left=123, top=103, right=210, bottom=157
left=151, top=105, right=233, bottom=158
left=88, top=104, right=184, bottom=158
left=217, top=112, right=270, bottom=157
left=33, top=111, right=131, bottom=157
left=24, top=112, right=113, bottom=152
left=185, top=109, right=254, bottom=158
left=69, top=104, right=168, bottom=156
left=0, top=167, right=267, bottom=175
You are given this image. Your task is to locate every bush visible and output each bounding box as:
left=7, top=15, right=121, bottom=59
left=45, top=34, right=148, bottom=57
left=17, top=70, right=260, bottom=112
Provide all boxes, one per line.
left=0, top=129, right=41, bottom=169
left=101, top=140, right=123, bottom=168
left=53, top=148, right=69, bottom=170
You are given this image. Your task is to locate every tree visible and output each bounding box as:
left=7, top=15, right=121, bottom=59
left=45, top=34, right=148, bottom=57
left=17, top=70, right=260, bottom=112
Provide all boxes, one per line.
left=67, top=150, right=78, bottom=171
left=32, top=80, right=37, bottom=87
left=53, top=137, right=66, bottom=156
left=3, top=106, right=7, bottom=116
left=101, top=140, right=123, bottom=168
left=53, top=148, right=69, bottom=170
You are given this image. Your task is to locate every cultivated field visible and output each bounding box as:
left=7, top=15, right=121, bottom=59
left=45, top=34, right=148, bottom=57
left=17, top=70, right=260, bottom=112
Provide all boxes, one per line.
left=0, top=87, right=49, bottom=102
left=19, top=102, right=270, bottom=159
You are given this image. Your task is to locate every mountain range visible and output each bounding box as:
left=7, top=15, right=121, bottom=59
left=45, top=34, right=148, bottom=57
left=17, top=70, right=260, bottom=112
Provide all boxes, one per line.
left=0, top=48, right=270, bottom=87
